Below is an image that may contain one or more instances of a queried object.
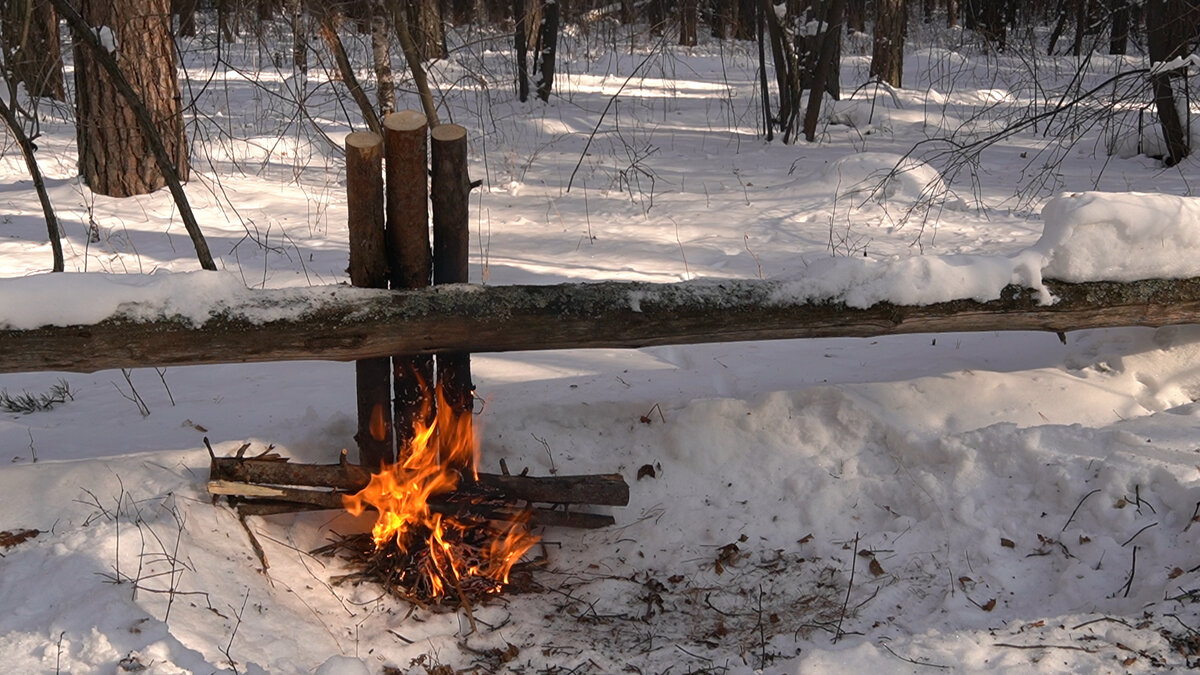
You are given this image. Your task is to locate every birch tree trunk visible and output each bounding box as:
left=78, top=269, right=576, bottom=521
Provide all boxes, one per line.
left=370, top=0, right=394, bottom=116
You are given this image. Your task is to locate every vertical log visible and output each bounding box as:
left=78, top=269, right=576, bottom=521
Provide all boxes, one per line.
left=346, top=131, right=393, bottom=468
left=384, top=110, right=435, bottom=453
left=430, top=124, right=474, bottom=416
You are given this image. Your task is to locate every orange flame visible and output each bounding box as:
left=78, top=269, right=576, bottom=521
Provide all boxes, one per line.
left=369, top=403, right=389, bottom=443
left=342, top=386, right=539, bottom=597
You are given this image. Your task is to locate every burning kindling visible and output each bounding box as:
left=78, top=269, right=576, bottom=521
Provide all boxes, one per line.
left=338, top=386, right=539, bottom=601
left=207, top=387, right=629, bottom=605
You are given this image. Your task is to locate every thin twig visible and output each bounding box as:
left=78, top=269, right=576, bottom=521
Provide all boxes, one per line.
left=1121, top=522, right=1158, bottom=547
left=1061, top=488, right=1101, bottom=533
left=833, top=533, right=859, bottom=644
left=566, top=37, right=666, bottom=192
left=879, top=641, right=950, bottom=669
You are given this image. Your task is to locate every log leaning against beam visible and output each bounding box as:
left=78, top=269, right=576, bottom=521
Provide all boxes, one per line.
left=4, top=276, right=1200, bottom=374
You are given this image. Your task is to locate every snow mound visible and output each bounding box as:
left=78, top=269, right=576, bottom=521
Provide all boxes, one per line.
left=1034, top=191, right=1200, bottom=282
left=821, top=152, right=953, bottom=206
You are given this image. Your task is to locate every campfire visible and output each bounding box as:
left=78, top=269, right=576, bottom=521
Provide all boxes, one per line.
left=207, top=390, right=629, bottom=606
left=338, top=388, right=540, bottom=601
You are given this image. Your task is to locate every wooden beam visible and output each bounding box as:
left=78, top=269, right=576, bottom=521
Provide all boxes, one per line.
left=5, top=276, right=1200, bottom=374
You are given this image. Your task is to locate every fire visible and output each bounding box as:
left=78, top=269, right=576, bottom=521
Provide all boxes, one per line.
left=342, top=386, right=539, bottom=599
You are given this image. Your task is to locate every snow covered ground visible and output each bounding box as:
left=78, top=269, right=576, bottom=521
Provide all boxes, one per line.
left=2, top=17, right=1200, bottom=674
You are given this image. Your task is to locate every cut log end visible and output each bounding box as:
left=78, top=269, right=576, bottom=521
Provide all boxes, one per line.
left=431, top=124, right=467, bottom=143
left=346, top=131, right=384, bottom=150
left=384, top=109, right=427, bottom=132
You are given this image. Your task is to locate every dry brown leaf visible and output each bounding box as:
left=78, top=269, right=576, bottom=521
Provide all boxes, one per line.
left=0, top=528, right=39, bottom=548
left=869, top=558, right=885, bottom=577
left=1000, top=537, right=1015, bottom=548
left=981, top=598, right=997, bottom=612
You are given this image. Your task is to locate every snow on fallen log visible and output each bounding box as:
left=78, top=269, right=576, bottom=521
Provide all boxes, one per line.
left=2, top=191, right=1200, bottom=374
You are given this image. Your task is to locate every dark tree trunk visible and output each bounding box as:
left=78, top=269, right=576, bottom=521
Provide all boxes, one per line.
left=946, top=0, right=958, bottom=27
left=514, top=0, right=529, bottom=101
left=760, top=0, right=802, bottom=141
left=484, top=0, right=510, bottom=22
left=1047, top=0, right=1069, bottom=53
left=448, top=0, right=475, bottom=25
left=1146, top=0, right=1192, bottom=166
left=2, top=0, right=65, bottom=101
left=709, top=0, right=727, bottom=37
left=648, top=0, right=667, bottom=35
left=535, top=0, right=558, bottom=102
left=870, top=0, right=905, bottom=87
left=680, top=0, right=698, bottom=45
left=1109, top=0, right=1128, bottom=55
left=980, top=0, right=1008, bottom=50
left=619, top=0, right=634, bottom=24
left=1071, top=0, right=1090, bottom=56
left=803, top=0, right=845, bottom=142
left=173, top=0, right=197, bottom=37
left=846, top=0, right=865, bottom=32
left=408, top=0, right=446, bottom=61
left=217, top=0, right=236, bottom=41
left=74, top=0, right=188, bottom=197
left=757, top=1, right=772, bottom=140
left=733, top=0, right=756, bottom=38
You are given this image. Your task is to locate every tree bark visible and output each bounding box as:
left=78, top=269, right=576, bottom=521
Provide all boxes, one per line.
left=52, top=0, right=215, bottom=270
left=514, top=0, right=530, bottom=101
left=535, top=0, right=558, bottom=102
left=173, top=0, right=198, bottom=37
left=431, top=124, right=474, bottom=417
left=11, top=276, right=1200, bottom=374
left=370, top=0, right=394, bottom=116
left=845, top=0, right=865, bottom=32
left=2, top=0, right=65, bottom=100
left=1146, top=0, right=1192, bottom=166
left=383, top=110, right=435, bottom=451
left=209, top=456, right=630, bottom=506
left=346, top=131, right=393, bottom=468
left=1109, top=0, right=1128, bottom=55
left=408, top=0, right=445, bottom=61
left=870, top=0, right=905, bottom=87
left=72, top=0, right=188, bottom=197
left=761, top=0, right=802, bottom=142
left=803, top=0, right=845, bottom=142
left=680, top=0, right=698, bottom=46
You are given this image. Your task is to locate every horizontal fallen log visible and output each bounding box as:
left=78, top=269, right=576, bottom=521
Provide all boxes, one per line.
left=209, top=456, right=630, bottom=506
left=6, top=276, right=1200, bottom=373
left=209, top=480, right=616, bottom=529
